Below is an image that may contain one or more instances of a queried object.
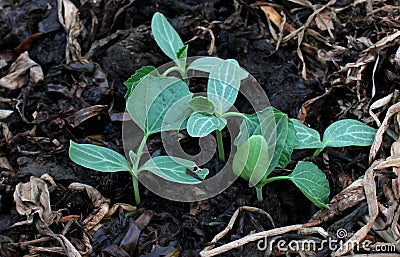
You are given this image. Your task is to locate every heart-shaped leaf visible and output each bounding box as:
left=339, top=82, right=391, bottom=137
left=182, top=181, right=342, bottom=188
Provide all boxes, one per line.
left=290, top=118, right=324, bottom=149
left=126, top=75, right=192, bottom=136
left=189, top=96, right=215, bottom=114
left=151, top=12, right=184, bottom=60
left=140, top=156, right=209, bottom=184
left=187, top=112, right=226, bottom=137
left=289, top=161, right=330, bottom=209
left=188, top=57, right=248, bottom=80
left=69, top=141, right=131, bottom=173
left=322, top=119, right=377, bottom=147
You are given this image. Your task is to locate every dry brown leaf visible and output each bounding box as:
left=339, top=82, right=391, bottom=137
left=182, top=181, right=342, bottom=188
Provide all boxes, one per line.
left=57, top=0, right=85, bottom=63
left=119, top=210, right=154, bottom=255
left=315, top=9, right=335, bottom=31
left=369, top=102, right=400, bottom=163
left=13, top=176, right=58, bottom=226
left=65, top=105, right=108, bottom=128
left=68, top=182, right=111, bottom=231
left=0, top=51, right=43, bottom=90
left=335, top=159, right=399, bottom=256
left=369, top=93, right=394, bottom=127
left=105, top=203, right=137, bottom=218
left=311, top=178, right=365, bottom=223
left=259, top=5, right=282, bottom=27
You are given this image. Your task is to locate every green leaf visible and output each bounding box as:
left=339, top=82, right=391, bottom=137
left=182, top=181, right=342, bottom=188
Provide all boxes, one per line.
left=129, top=150, right=137, bottom=165
left=234, top=108, right=274, bottom=146
left=188, top=96, right=215, bottom=114
left=69, top=141, right=130, bottom=173
left=187, top=112, right=226, bottom=137
left=266, top=108, right=289, bottom=175
left=126, top=75, right=193, bottom=135
left=233, top=135, right=270, bottom=187
left=151, top=12, right=184, bottom=60
left=208, top=60, right=242, bottom=115
left=289, top=161, right=330, bottom=209
left=322, top=119, right=377, bottom=148
left=277, top=119, right=298, bottom=168
left=124, top=66, right=156, bottom=100
left=234, top=107, right=288, bottom=176
left=290, top=118, right=324, bottom=149
left=188, top=57, right=248, bottom=80
left=176, top=45, right=188, bottom=59
left=140, top=156, right=209, bottom=184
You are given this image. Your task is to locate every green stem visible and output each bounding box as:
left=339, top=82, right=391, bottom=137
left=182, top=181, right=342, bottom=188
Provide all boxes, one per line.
left=134, top=134, right=148, bottom=170
left=221, top=111, right=248, bottom=119
left=216, top=130, right=225, bottom=162
left=161, top=66, right=186, bottom=77
left=130, top=134, right=148, bottom=205
left=264, top=175, right=291, bottom=184
left=313, top=148, right=324, bottom=158
left=255, top=186, right=264, bottom=202
left=131, top=174, right=141, bottom=205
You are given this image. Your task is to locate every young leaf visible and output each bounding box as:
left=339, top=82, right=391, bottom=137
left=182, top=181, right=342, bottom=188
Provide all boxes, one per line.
left=234, top=107, right=275, bottom=146
left=140, top=156, right=209, bottom=184
left=129, top=150, right=137, bottom=165
left=151, top=12, right=184, bottom=60
left=290, top=118, right=324, bottom=149
left=289, top=161, right=330, bottom=209
left=322, top=119, right=377, bottom=147
left=69, top=141, right=131, bottom=172
left=176, top=45, right=188, bottom=60
left=277, top=119, right=298, bottom=168
left=187, top=112, right=226, bottom=137
left=189, top=96, right=215, bottom=114
left=124, top=66, right=156, bottom=99
left=266, top=109, right=289, bottom=175
left=126, top=75, right=193, bottom=135
left=233, top=135, right=270, bottom=187
left=188, top=57, right=248, bottom=80
left=208, top=60, right=242, bottom=115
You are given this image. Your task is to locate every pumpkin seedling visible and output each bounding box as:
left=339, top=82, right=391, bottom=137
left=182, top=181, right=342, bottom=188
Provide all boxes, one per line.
left=290, top=118, right=377, bottom=157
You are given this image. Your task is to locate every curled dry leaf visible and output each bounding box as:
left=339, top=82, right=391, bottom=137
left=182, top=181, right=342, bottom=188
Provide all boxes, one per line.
left=310, top=178, right=365, bottom=223
left=369, top=101, right=400, bottom=163
left=13, top=175, right=58, bottom=226
left=68, top=182, right=111, bottom=231
left=120, top=210, right=154, bottom=255
left=57, top=0, right=84, bottom=63
left=369, top=93, right=394, bottom=127
left=0, top=51, right=44, bottom=90
left=105, top=203, right=137, bottom=218
left=315, top=9, right=335, bottom=31
left=65, top=105, right=108, bottom=128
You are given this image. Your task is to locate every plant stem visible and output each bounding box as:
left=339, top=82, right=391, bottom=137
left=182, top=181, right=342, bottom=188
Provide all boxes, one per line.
left=264, top=175, right=291, bottom=184
left=130, top=134, right=148, bottom=206
left=134, top=134, right=148, bottom=170
left=132, top=174, right=141, bottom=205
left=313, top=148, right=324, bottom=158
left=221, top=111, right=248, bottom=119
left=255, top=186, right=264, bottom=202
left=216, top=130, right=225, bottom=162
left=161, top=66, right=186, bottom=77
